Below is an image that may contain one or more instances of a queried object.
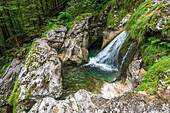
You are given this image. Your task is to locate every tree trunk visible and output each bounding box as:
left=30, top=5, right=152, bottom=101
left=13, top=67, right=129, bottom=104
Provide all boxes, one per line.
left=40, top=0, right=45, bottom=17
left=6, top=9, right=16, bottom=35
left=0, top=23, right=10, bottom=47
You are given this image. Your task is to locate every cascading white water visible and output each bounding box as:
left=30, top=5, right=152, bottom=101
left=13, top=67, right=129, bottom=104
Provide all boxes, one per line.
left=83, top=31, right=127, bottom=72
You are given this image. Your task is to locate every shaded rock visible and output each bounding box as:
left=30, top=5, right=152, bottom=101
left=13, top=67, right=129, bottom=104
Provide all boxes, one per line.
left=0, top=59, right=23, bottom=107
left=16, top=48, right=27, bottom=59
left=119, top=43, right=138, bottom=79
left=60, top=37, right=89, bottom=66
left=16, top=39, right=62, bottom=112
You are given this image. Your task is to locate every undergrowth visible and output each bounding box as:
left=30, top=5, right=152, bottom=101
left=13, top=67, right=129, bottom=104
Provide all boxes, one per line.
left=8, top=79, right=21, bottom=113
left=105, top=0, right=144, bottom=29
left=141, top=37, right=170, bottom=69
left=125, top=0, right=169, bottom=44
left=41, top=0, right=109, bottom=37
left=134, top=55, right=170, bottom=94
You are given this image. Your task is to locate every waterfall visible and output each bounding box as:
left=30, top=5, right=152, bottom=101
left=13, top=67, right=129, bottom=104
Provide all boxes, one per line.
left=62, top=31, right=134, bottom=98
left=83, top=31, right=127, bottom=71
left=81, top=31, right=127, bottom=82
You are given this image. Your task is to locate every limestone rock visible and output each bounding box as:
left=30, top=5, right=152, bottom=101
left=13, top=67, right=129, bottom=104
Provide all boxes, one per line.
left=16, top=39, right=62, bottom=112
left=0, top=59, right=23, bottom=107
left=54, top=89, right=108, bottom=113
left=119, top=14, right=131, bottom=27
left=28, top=97, right=57, bottom=113
left=60, top=37, right=89, bottom=66
left=46, top=25, right=67, bottom=50
left=30, top=89, right=170, bottom=113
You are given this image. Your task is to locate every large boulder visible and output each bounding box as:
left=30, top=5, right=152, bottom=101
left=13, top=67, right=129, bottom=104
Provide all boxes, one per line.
left=28, top=97, right=57, bottom=113
left=16, top=39, right=62, bottom=112
left=0, top=59, right=23, bottom=107
left=28, top=89, right=170, bottom=113
left=46, top=25, right=67, bottom=50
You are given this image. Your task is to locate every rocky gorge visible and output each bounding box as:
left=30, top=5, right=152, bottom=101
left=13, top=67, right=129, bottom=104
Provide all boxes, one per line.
left=0, top=0, right=170, bottom=113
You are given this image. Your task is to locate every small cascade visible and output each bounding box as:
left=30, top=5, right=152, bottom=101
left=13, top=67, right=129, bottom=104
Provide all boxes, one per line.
left=81, top=31, right=127, bottom=82
left=84, top=31, right=127, bottom=71
left=62, top=30, right=136, bottom=99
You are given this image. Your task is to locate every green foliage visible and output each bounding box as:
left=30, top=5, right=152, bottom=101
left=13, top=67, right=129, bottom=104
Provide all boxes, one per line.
left=105, top=0, right=144, bottom=29
left=125, top=0, right=168, bottom=44
left=42, top=0, right=109, bottom=33
left=0, top=106, right=7, bottom=111
left=26, top=42, right=38, bottom=71
left=8, top=79, right=21, bottom=113
left=0, top=55, right=13, bottom=77
left=141, top=37, right=169, bottom=68
left=134, top=55, right=170, bottom=94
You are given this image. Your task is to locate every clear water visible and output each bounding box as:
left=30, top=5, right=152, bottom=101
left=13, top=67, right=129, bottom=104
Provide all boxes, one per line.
left=61, top=31, right=127, bottom=99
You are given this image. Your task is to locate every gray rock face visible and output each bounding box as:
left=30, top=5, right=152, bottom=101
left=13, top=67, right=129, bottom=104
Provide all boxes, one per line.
left=17, top=39, right=62, bottom=112
left=30, top=89, right=169, bottom=113
left=60, top=37, right=89, bottom=66
left=46, top=25, right=67, bottom=50
left=28, top=97, right=57, bottom=113
left=0, top=59, right=23, bottom=107
left=55, top=15, right=106, bottom=66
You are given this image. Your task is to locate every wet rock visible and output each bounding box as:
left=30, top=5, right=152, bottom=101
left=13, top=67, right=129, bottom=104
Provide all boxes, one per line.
left=0, top=59, right=23, bottom=107
left=16, top=39, right=62, bottom=112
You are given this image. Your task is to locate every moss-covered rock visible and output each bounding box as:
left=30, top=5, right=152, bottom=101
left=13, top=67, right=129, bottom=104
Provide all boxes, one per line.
left=134, top=55, right=170, bottom=94
left=15, top=39, right=62, bottom=112
left=126, top=0, right=170, bottom=44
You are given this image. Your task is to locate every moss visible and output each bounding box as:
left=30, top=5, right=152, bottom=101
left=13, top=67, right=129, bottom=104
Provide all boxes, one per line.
left=26, top=42, right=38, bottom=71
left=41, top=24, right=59, bottom=38
left=141, top=37, right=169, bottom=68
left=165, top=76, right=170, bottom=84
left=24, top=42, right=36, bottom=64
left=0, top=105, right=6, bottom=111
left=8, top=79, right=21, bottom=113
left=134, top=55, right=170, bottom=94
left=107, top=8, right=116, bottom=29
left=105, top=0, right=144, bottom=30
left=126, top=0, right=168, bottom=44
